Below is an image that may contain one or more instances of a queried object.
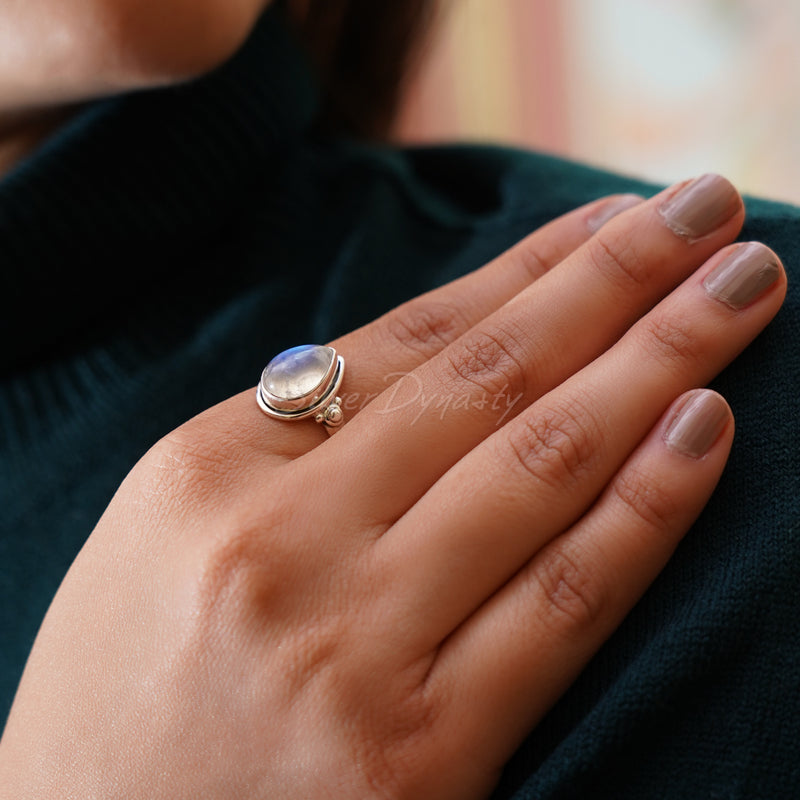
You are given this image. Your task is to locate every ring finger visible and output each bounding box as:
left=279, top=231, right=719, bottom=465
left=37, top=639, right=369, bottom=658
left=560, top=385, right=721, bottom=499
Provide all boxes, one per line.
left=177, top=192, right=641, bottom=461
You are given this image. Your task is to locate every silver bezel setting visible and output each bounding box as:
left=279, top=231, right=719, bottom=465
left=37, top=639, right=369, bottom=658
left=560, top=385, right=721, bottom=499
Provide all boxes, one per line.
left=257, top=346, right=345, bottom=427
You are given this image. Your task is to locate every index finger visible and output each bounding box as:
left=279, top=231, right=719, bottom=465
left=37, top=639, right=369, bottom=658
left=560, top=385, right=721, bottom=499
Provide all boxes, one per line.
left=156, top=195, right=642, bottom=466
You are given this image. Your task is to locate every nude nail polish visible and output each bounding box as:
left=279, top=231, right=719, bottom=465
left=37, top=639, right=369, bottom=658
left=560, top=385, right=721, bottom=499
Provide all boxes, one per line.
left=664, top=390, right=729, bottom=458
left=659, top=174, right=740, bottom=241
left=704, top=242, right=781, bottom=310
left=587, top=194, right=644, bottom=232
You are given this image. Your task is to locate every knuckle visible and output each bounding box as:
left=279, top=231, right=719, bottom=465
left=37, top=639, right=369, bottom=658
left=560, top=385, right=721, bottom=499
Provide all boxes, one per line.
left=531, top=543, right=608, bottom=634
left=588, top=227, right=651, bottom=294
left=352, top=680, right=443, bottom=800
left=507, top=237, right=551, bottom=282
left=194, top=525, right=262, bottom=612
left=612, top=467, right=679, bottom=534
left=384, top=299, right=468, bottom=360
left=444, top=322, right=528, bottom=400
left=641, top=314, right=702, bottom=369
left=141, top=427, right=237, bottom=502
left=191, top=499, right=295, bottom=621
left=136, top=428, right=231, bottom=502
left=507, top=397, right=602, bottom=490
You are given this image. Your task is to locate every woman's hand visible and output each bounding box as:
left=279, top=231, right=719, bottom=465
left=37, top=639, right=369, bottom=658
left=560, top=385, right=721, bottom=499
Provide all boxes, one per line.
left=0, top=175, right=786, bottom=799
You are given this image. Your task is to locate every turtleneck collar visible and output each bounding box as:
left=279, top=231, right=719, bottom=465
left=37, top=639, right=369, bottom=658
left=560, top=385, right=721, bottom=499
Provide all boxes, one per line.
left=0, top=5, right=318, bottom=374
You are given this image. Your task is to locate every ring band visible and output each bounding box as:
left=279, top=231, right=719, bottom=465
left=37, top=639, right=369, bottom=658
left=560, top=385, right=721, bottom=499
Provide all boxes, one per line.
left=257, top=344, right=345, bottom=429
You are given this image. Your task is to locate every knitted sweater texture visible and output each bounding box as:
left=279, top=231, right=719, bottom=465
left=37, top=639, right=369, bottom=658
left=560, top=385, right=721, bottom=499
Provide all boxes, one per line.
left=1, top=8, right=798, bottom=799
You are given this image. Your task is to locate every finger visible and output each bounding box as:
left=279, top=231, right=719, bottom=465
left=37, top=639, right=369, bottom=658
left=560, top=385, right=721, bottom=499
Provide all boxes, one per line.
left=329, top=193, right=643, bottom=411
left=422, top=390, right=733, bottom=787
left=377, top=241, right=784, bottom=648
left=319, top=174, right=744, bottom=519
left=163, top=193, right=642, bottom=463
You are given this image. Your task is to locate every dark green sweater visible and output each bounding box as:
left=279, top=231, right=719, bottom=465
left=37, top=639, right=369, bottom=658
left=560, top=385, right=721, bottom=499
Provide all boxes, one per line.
left=1, top=7, right=799, bottom=799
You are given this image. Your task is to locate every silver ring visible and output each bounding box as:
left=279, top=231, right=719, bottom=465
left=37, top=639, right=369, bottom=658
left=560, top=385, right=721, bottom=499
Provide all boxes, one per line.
left=256, top=344, right=345, bottom=430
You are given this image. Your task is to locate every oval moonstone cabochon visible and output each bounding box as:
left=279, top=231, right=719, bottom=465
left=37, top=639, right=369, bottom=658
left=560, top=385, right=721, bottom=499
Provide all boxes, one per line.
left=261, top=344, right=336, bottom=410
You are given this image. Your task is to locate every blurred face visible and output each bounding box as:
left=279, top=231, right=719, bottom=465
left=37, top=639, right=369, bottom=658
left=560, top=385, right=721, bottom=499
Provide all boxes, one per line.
left=0, top=0, right=273, bottom=116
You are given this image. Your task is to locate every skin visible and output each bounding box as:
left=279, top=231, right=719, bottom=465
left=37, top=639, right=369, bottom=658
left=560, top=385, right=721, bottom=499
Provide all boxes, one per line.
left=0, top=0, right=274, bottom=171
left=0, top=3, right=788, bottom=798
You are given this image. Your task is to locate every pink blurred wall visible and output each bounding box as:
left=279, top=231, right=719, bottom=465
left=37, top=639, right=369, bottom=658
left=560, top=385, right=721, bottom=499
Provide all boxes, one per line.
left=393, top=0, right=800, bottom=205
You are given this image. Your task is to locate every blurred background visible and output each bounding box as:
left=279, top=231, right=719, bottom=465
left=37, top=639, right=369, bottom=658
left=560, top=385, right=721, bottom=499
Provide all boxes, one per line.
left=394, top=0, right=800, bottom=205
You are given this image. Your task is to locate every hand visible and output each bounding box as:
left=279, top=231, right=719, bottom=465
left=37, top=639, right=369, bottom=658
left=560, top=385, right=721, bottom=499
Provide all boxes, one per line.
left=0, top=175, right=786, bottom=799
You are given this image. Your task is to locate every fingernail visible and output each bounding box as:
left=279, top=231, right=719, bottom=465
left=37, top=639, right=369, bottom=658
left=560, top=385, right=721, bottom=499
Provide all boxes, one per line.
left=664, top=390, right=729, bottom=458
left=587, top=194, right=644, bottom=232
left=659, top=174, right=740, bottom=241
left=704, top=242, right=781, bottom=310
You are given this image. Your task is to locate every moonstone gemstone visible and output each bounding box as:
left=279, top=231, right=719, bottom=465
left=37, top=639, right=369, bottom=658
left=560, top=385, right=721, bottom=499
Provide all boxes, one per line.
left=261, top=344, right=335, bottom=403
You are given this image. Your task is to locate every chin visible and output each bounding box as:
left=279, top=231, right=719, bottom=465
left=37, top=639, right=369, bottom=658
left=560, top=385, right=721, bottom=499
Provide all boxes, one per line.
left=0, top=0, right=271, bottom=112
left=105, top=0, right=272, bottom=87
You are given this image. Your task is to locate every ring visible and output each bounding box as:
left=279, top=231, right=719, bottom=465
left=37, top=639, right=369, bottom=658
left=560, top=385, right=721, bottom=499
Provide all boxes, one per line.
left=256, top=344, right=345, bottom=429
